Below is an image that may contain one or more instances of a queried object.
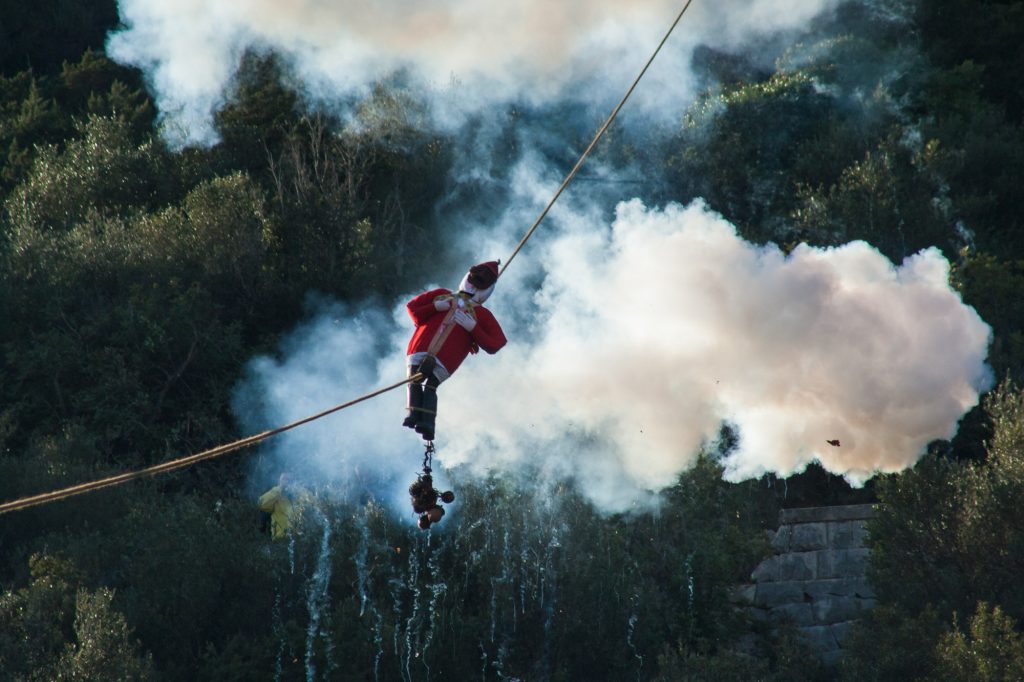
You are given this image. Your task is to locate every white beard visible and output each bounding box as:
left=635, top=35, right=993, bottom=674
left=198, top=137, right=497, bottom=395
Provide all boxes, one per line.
left=458, top=274, right=494, bottom=304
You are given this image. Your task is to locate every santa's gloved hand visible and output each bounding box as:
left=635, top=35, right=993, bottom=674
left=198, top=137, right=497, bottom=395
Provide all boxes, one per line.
left=453, top=309, right=476, bottom=332
left=433, top=298, right=452, bottom=311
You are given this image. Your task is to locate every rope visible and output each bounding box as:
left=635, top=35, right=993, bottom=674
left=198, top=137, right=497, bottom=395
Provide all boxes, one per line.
left=422, top=442, right=435, bottom=474
left=0, top=374, right=421, bottom=515
left=499, top=0, right=695, bottom=277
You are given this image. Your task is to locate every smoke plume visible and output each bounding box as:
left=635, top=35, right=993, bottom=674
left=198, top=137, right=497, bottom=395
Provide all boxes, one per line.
left=235, top=198, right=992, bottom=513
left=107, top=0, right=843, bottom=147
left=129, top=0, right=990, bottom=513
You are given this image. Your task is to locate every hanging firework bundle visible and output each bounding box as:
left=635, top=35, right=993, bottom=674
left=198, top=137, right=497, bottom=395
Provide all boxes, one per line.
left=410, top=443, right=455, bottom=529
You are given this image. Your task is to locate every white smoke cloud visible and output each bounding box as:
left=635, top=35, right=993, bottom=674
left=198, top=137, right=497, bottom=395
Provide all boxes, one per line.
left=107, top=0, right=843, bottom=146
left=198, top=0, right=990, bottom=515
left=235, top=199, right=993, bottom=514
left=445, top=200, right=993, bottom=503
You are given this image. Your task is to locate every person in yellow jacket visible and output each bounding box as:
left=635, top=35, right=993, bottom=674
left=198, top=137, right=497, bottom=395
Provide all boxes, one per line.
left=259, top=473, right=296, bottom=540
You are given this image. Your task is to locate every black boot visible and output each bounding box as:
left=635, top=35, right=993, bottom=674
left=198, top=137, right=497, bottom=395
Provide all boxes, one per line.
left=416, top=385, right=437, bottom=441
left=403, top=380, right=424, bottom=429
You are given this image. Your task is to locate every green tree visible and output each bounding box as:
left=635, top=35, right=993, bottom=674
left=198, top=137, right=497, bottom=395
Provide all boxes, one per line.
left=5, top=115, right=175, bottom=234
left=915, top=0, right=1024, bottom=120
left=0, top=553, right=150, bottom=681
left=0, top=554, right=80, bottom=678
left=917, top=63, right=1024, bottom=260
left=61, top=50, right=153, bottom=141
left=953, top=252, right=1024, bottom=381
left=868, top=382, right=1024, bottom=620
left=0, top=72, right=64, bottom=187
left=934, top=602, right=1024, bottom=682
left=843, top=383, right=1024, bottom=678
left=839, top=604, right=946, bottom=681
left=669, top=72, right=839, bottom=242
left=656, top=625, right=827, bottom=682
left=792, top=134, right=955, bottom=262
left=56, top=588, right=154, bottom=681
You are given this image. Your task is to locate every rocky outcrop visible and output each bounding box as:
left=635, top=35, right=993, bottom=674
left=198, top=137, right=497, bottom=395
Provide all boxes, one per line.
left=736, top=504, right=876, bottom=665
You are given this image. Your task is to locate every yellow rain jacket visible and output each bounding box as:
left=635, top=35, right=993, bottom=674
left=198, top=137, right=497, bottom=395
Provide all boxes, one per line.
left=258, top=485, right=293, bottom=539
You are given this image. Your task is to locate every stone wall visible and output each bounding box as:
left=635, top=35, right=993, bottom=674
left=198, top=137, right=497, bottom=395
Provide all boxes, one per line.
left=735, top=504, right=877, bottom=665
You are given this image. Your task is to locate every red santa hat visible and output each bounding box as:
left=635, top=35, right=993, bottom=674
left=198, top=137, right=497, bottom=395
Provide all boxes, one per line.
left=459, top=261, right=500, bottom=303
left=468, top=261, right=499, bottom=288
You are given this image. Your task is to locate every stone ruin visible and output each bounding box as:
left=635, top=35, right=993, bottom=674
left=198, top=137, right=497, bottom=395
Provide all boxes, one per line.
left=734, top=504, right=877, bottom=666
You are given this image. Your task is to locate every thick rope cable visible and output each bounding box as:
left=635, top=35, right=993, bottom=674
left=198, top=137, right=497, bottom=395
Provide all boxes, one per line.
left=0, top=374, right=421, bottom=515
left=499, top=0, right=695, bottom=277
left=1, top=3, right=694, bottom=514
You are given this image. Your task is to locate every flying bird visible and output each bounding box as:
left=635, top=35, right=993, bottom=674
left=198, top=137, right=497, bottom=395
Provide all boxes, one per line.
left=826, top=439, right=841, bottom=447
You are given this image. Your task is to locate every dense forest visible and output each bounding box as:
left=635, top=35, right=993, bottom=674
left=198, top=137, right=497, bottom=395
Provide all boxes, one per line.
left=2, top=0, right=1024, bottom=679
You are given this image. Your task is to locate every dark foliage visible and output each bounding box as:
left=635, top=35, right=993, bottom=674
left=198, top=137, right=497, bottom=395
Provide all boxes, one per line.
left=0, top=0, right=119, bottom=77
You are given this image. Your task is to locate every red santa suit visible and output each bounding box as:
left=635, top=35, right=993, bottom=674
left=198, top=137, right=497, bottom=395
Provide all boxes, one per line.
left=403, top=261, right=507, bottom=440
left=405, top=288, right=506, bottom=381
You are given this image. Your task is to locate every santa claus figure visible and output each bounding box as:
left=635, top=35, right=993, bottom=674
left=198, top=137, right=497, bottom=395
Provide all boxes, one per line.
left=403, top=261, right=507, bottom=440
